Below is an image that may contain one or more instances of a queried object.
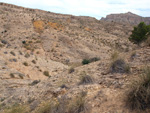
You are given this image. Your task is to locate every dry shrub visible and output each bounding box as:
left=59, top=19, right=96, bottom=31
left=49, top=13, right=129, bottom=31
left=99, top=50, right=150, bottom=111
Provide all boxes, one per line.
left=125, top=67, right=150, bottom=111
left=23, top=62, right=28, bottom=66
left=36, top=100, right=57, bottom=113
left=36, top=92, right=91, bottom=113
left=48, top=22, right=64, bottom=31
left=3, top=104, right=30, bottom=113
left=111, top=51, right=119, bottom=61
left=79, top=75, right=94, bottom=85
left=68, top=67, right=75, bottom=74
left=33, top=20, right=45, bottom=33
left=110, top=59, right=130, bottom=74
left=67, top=92, right=90, bottom=113
left=84, top=27, right=92, bottom=32
left=145, top=36, right=150, bottom=46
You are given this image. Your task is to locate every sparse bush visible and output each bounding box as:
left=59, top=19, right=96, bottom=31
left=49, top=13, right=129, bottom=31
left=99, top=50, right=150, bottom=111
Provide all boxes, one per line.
left=125, top=67, right=150, bottom=111
left=111, top=51, right=119, bottom=61
left=23, top=62, right=28, bottom=66
left=19, top=51, right=23, bottom=55
left=129, top=22, right=150, bottom=44
left=89, top=57, right=100, bottom=62
left=0, top=44, right=3, bottom=47
left=32, top=60, right=36, bottom=64
left=18, top=73, right=24, bottom=79
left=10, top=51, right=16, bottom=56
left=36, top=40, right=41, bottom=43
left=10, top=73, right=15, bottom=78
left=29, top=80, right=40, bottom=86
left=24, top=53, right=30, bottom=58
left=130, top=51, right=137, bottom=60
left=82, top=57, right=100, bottom=65
left=43, top=71, right=50, bottom=77
left=37, top=101, right=54, bottom=113
left=68, top=67, right=75, bottom=73
left=82, top=59, right=90, bottom=65
left=145, top=36, right=150, bottom=46
left=22, top=40, right=26, bottom=44
left=37, top=92, right=91, bottom=113
left=67, top=92, right=90, bottom=113
left=110, top=59, right=130, bottom=74
left=36, top=51, right=40, bottom=54
left=3, top=104, right=29, bottom=113
left=1, top=40, right=8, bottom=44
left=79, top=75, right=94, bottom=85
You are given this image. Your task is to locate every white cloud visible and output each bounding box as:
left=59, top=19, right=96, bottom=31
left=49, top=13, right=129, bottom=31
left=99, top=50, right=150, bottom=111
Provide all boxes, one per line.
left=1, top=0, right=150, bottom=19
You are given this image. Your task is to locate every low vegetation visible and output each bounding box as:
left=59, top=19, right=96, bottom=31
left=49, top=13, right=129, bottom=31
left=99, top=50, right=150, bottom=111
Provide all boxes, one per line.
left=36, top=92, right=90, bottom=113
left=31, top=60, right=36, bottom=64
left=110, top=58, right=130, bottom=74
left=82, top=57, right=100, bottom=65
left=10, top=51, right=16, bottom=56
left=125, top=67, right=150, bottom=111
left=43, top=71, right=50, bottom=77
left=23, top=62, right=28, bottom=66
left=10, top=73, right=15, bottom=78
left=24, top=53, right=30, bottom=58
left=111, top=51, right=119, bottom=61
left=29, top=80, right=40, bottom=86
left=3, top=104, right=29, bottom=113
left=79, top=72, right=94, bottom=85
left=68, top=67, right=75, bottom=73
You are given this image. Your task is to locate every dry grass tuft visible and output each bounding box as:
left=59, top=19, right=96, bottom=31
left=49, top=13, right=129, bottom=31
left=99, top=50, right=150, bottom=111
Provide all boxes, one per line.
left=3, top=104, right=30, bottom=113
left=110, top=58, right=130, bottom=74
left=125, top=67, right=150, bottom=111
left=79, top=72, right=94, bottom=85
left=36, top=92, right=91, bottom=113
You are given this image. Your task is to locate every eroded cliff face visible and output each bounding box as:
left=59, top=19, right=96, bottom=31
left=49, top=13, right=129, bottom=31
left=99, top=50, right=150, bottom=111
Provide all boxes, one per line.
left=101, top=12, right=150, bottom=25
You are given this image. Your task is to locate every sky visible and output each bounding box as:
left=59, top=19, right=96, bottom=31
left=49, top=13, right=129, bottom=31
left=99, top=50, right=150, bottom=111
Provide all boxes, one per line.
left=1, top=0, right=150, bottom=19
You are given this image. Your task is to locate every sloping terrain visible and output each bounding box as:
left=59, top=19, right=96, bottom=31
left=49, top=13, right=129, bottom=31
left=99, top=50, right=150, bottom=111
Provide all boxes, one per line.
left=0, top=2, right=150, bottom=113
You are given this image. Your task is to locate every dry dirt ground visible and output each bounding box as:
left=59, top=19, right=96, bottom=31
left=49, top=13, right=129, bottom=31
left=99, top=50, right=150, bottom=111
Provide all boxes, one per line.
left=0, top=2, right=150, bottom=113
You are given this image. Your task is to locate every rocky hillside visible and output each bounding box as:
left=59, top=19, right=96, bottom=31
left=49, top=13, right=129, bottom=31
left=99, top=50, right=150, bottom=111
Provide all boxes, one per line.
left=1, top=2, right=150, bottom=113
left=101, top=12, right=150, bottom=25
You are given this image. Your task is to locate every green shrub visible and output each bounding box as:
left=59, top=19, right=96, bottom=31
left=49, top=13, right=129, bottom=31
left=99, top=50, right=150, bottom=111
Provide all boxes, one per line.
left=82, top=57, right=100, bottom=65
left=129, top=22, right=150, bottom=44
left=82, top=59, right=90, bottom=65
left=125, top=67, right=150, bottom=111
left=22, top=40, right=26, bottom=44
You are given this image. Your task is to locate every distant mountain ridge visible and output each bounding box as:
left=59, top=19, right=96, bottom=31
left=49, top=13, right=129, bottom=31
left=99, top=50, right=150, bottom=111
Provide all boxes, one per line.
left=101, top=12, right=150, bottom=25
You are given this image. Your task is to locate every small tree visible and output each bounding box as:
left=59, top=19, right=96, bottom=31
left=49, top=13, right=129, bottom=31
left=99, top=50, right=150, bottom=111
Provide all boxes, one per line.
left=129, top=22, right=150, bottom=44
